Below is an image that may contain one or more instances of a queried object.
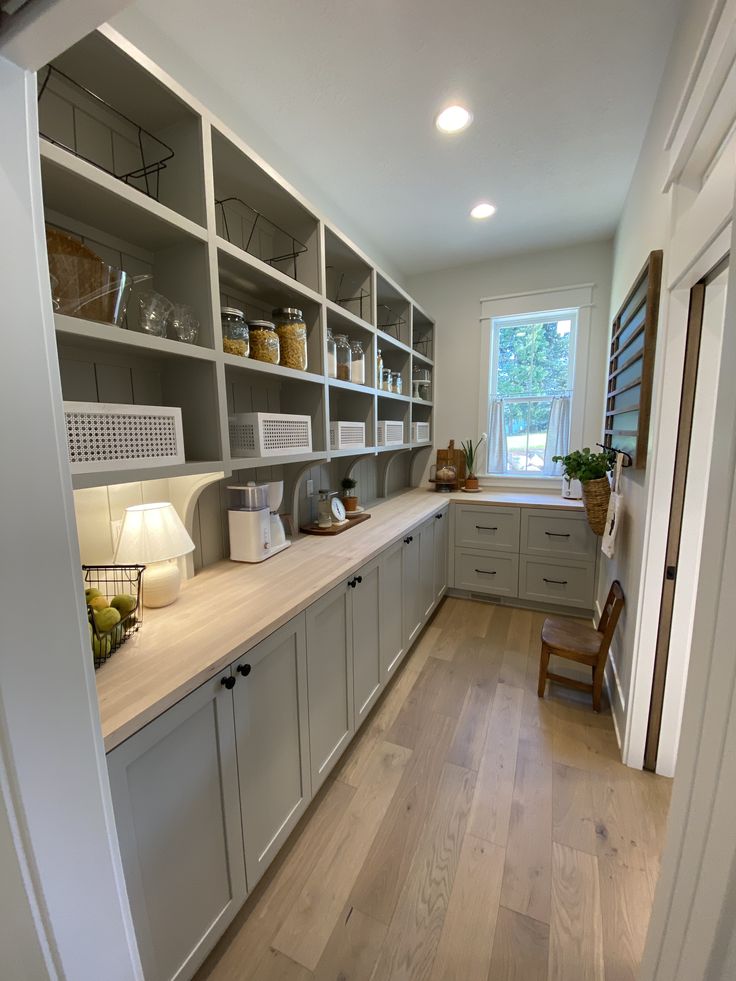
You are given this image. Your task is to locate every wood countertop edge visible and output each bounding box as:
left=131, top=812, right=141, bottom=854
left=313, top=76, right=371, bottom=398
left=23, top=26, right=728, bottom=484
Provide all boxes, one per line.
left=98, top=487, right=584, bottom=752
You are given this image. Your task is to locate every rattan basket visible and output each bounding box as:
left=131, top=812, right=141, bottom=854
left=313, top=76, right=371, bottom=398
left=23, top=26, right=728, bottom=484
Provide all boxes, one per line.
left=581, top=477, right=611, bottom=536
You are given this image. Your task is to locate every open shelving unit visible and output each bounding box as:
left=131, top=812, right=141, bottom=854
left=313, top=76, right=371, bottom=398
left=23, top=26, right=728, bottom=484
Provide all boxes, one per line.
left=38, top=25, right=436, bottom=493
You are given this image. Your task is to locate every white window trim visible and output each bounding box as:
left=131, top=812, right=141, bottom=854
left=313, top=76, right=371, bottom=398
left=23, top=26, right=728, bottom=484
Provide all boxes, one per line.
left=478, top=284, right=594, bottom=484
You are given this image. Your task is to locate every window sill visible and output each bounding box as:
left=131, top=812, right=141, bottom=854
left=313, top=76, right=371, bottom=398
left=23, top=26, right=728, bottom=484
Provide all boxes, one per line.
left=478, top=474, right=562, bottom=491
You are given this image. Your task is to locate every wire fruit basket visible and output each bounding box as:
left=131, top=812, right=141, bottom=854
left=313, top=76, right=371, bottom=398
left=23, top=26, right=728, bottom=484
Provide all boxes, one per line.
left=83, top=564, right=145, bottom=669
left=215, top=197, right=308, bottom=281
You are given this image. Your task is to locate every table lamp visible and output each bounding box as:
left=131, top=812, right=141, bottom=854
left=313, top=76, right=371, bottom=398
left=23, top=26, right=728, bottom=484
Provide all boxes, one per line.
left=114, top=502, right=195, bottom=608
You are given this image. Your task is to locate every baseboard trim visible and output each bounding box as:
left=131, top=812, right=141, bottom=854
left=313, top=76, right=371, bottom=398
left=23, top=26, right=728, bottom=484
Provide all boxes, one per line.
left=595, top=600, right=625, bottom=751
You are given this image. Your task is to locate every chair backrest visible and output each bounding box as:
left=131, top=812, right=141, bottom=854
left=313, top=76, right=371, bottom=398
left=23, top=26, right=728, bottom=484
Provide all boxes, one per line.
left=597, top=581, right=624, bottom=652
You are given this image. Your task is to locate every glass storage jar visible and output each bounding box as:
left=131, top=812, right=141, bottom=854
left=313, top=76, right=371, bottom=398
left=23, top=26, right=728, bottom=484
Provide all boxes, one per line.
left=376, top=348, right=383, bottom=388
left=381, top=368, right=392, bottom=391
left=221, top=307, right=249, bottom=357
left=317, top=489, right=333, bottom=528
left=248, top=320, right=280, bottom=364
left=272, top=307, right=307, bottom=371
left=350, top=340, right=366, bottom=385
left=326, top=327, right=337, bottom=378
left=335, top=334, right=351, bottom=381
left=391, top=371, right=403, bottom=395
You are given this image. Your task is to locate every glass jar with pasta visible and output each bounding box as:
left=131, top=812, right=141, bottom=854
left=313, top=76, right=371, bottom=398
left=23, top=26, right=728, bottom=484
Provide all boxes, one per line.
left=272, top=307, right=307, bottom=371
left=248, top=320, right=280, bottom=364
left=221, top=307, right=249, bottom=357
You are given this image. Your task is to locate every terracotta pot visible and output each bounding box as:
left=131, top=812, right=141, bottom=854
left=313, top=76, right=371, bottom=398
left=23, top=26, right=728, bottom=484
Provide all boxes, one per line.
left=343, top=495, right=358, bottom=512
left=464, top=475, right=479, bottom=491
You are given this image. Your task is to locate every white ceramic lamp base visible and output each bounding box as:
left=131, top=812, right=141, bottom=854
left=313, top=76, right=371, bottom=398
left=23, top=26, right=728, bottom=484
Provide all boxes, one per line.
left=142, top=560, right=181, bottom=608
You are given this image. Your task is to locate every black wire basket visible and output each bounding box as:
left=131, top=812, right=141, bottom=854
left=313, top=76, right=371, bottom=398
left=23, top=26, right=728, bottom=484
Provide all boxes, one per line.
left=215, top=196, right=308, bottom=281
left=83, top=564, right=145, bottom=669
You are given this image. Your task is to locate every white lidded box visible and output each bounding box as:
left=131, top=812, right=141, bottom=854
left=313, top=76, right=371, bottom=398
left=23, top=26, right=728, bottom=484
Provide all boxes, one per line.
left=229, top=412, right=312, bottom=458
left=63, top=401, right=185, bottom=474
left=329, top=421, right=366, bottom=451
left=377, top=420, right=404, bottom=446
left=411, top=421, right=431, bottom=443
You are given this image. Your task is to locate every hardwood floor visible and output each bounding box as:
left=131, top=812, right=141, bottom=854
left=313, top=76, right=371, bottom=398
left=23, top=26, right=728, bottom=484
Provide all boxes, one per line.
left=195, top=598, right=672, bottom=981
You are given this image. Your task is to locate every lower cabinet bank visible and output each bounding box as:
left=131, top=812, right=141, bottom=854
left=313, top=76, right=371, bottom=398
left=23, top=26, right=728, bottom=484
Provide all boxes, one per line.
left=106, top=505, right=448, bottom=981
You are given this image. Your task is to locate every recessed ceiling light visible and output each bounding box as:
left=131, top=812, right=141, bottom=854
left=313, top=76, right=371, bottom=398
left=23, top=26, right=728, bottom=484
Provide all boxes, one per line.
left=470, top=202, right=497, bottom=220
left=435, top=104, right=472, bottom=134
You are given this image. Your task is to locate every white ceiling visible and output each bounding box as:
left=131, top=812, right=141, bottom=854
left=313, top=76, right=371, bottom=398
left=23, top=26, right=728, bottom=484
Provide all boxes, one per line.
left=114, top=0, right=683, bottom=277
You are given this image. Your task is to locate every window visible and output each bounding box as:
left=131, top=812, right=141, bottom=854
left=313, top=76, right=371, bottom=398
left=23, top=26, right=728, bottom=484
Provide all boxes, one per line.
left=486, top=309, right=578, bottom=474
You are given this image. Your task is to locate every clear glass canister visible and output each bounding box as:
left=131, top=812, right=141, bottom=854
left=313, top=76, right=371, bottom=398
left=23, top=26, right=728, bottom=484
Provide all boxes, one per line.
left=335, top=334, right=351, bottom=381
left=222, top=307, right=249, bottom=357
left=272, top=307, right=307, bottom=371
left=391, top=371, right=403, bottom=395
left=350, top=339, right=365, bottom=385
left=248, top=320, right=280, bottom=364
left=326, top=327, right=337, bottom=378
left=317, top=489, right=333, bottom=528
left=381, top=367, right=392, bottom=391
left=376, top=348, right=383, bottom=388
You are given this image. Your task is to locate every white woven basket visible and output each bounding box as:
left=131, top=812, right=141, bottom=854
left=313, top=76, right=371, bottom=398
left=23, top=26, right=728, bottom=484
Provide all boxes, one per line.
left=229, top=412, right=312, bottom=458
left=329, top=421, right=366, bottom=450
left=377, top=420, right=404, bottom=446
left=411, top=421, right=431, bottom=443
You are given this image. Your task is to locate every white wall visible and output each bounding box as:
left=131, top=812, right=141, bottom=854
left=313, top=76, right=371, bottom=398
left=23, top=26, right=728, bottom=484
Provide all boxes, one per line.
left=406, top=238, right=614, bottom=462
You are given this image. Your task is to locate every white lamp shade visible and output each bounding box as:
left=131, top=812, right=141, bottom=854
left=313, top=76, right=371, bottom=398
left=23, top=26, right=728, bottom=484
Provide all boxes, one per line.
left=114, top=502, right=195, bottom=564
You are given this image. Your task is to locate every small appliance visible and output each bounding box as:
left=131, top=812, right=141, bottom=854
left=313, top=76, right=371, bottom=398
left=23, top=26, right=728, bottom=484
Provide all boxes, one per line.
left=228, top=482, right=289, bottom=563
left=267, top=480, right=290, bottom=553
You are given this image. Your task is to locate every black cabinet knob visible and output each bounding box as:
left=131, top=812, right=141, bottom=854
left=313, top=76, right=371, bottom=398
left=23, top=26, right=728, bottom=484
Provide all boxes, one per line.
left=237, top=663, right=252, bottom=677
left=356, top=575, right=363, bottom=584
left=436, top=513, right=443, bottom=520
left=221, top=676, right=236, bottom=690
left=404, top=536, right=413, bottom=544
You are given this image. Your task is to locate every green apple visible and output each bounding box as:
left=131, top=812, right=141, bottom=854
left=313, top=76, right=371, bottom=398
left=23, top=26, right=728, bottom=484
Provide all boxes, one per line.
left=85, top=587, right=103, bottom=603
left=93, top=607, right=121, bottom=633
left=111, top=593, right=137, bottom=617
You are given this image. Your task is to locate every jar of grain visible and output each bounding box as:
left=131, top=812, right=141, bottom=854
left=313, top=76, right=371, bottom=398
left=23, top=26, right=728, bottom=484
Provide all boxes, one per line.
left=350, top=339, right=365, bottom=385
left=326, top=327, right=337, bottom=378
left=221, top=307, right=249, bottom=357
left=248, top=320, right=280, bottom=364
left=335, top=334, right=351, bottom=381
left=272, top=307, right=307, bottom=371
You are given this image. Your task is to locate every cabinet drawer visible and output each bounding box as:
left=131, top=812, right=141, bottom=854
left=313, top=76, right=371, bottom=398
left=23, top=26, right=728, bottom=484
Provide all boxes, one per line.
left=521, top=508, right=596, bottom=561
left=519, top=556, right=595, bottom=609
left=454, top=548, right=519, bottom=597
left=455, top=506, right=520, bottom=552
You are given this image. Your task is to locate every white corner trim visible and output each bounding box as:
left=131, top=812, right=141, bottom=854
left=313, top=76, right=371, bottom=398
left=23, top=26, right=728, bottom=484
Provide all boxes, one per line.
left=595, top=599, right=626, bottom=753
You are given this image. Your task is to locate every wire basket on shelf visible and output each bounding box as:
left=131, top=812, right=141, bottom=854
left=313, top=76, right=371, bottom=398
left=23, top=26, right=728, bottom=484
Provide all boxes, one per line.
left=377, top=304, right=407, bottom=340
left=327, top=267, right=371, bottom=322
left=215, top=197, right=308, bottom=281
left=37, top=65, right=174, bottom=201
left=413, top=336, right=432, bottom=358
left=83, top=564, right=145, bottom=669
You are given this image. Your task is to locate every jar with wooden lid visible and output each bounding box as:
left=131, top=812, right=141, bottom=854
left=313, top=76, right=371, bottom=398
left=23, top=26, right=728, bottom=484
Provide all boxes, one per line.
left=326, top=327, right=337, bottom=378
left=248, top=320, right=280, bottom=364
left=350, top=339, right=365, bottom=385
left=335, top=334, right=351, bottom=381
left=272, top=307, right=307, bottom=371
left=222, top=307, right=249, bottom=357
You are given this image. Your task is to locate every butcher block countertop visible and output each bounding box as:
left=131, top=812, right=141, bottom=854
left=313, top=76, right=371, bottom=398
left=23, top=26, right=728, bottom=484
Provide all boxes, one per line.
left=96, top=487, right=584, bottom=752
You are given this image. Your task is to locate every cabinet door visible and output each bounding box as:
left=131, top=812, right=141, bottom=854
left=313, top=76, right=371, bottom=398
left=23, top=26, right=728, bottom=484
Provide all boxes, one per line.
left=419, top=516, right=436, bottom=620
left=433, top=506, right=449, bottom=604
left=107, top=674, right=246, bottom=981
left=402, top=531, right=421, bottom=648
left=305, top=581, right=354, bottom=793
left=380, top=538, right=406, bottom=681
left=352, top=557, right=382, bottom=728
left=231, top=614, right=310, bottom=891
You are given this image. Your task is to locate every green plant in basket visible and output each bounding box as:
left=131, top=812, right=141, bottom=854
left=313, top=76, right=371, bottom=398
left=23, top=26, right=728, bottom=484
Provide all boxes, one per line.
left=552, top=447, right=615, bottom=483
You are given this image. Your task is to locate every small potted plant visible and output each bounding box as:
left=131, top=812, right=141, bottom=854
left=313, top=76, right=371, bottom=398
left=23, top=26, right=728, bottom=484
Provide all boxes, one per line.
left=341, top=476, right=359, bottom=512
left=460, top=433, right=487, bottom=491
left=552, top=447, right=615, bottom=535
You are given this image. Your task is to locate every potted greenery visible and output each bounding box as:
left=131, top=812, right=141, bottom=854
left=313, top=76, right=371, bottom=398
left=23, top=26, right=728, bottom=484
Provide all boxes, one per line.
left=460, top=433, right=487, bottom=491
left=552, top=447, right=615, bottom=535
left=341, top=476, right=358, bottom=512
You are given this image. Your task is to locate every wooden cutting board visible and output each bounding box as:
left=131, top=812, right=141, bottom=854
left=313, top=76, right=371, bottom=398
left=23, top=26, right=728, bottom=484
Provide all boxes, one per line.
left=435, top=440, right=466, bottom=487
left=300, top=513, right=371, bottom=535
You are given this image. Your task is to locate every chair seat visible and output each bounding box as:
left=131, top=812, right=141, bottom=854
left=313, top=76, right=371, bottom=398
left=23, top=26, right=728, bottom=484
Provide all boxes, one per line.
left=542, top=616, right=602, bottom=657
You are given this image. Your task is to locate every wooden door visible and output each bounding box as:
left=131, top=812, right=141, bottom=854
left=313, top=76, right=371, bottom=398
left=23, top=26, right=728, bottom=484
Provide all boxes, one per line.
left=107, top=673, right=246, bottom=981
left=433, top=505, right=449, bottom=604
left=351, top=557, right=382, bottom=728
left=419, top=516, right=436, bottom=620
left=305, top=581, right=354, bottom=792
left=402, top=530, right=422, bottom=648
left=380, top=538, right=406, bottom=681
left=231, top=614, right=311, bottom=891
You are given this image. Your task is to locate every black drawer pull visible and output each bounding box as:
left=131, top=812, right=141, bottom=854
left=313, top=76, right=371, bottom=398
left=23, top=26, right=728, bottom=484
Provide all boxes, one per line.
left=475, top=569, right=497, bottom=575
left=221, top=676, right=236, bottom=690
left=545, top=531, right=571, bottom=538
left=476, top=525, right=498, bottom=531
left=543, top=577, right=568, bottom=585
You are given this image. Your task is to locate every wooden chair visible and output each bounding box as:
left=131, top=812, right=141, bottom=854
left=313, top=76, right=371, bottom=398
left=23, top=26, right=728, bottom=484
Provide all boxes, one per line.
left=537, top=581, right=624, bottom=712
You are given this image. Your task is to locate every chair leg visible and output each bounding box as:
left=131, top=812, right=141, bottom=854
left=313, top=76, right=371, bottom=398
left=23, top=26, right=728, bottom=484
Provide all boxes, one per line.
left=592, top=660, right=606, bottom=713
left=538, top=643, right=551, bottom=699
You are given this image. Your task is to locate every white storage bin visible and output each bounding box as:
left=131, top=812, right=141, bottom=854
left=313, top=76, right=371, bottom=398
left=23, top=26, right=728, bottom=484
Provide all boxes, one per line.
left=329, top=421, right=366, bottom=451
left=411, top=422, right=431, bottom=443
left=229, top=412, right=312, bottom=458
left=63, top=401, right=185, bottom=474
left=377, top=420, right=404, bottom=446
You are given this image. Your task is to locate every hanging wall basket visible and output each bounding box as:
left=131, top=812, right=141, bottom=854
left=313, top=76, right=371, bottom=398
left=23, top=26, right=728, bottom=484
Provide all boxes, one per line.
left=581, top=477, right=611, bottom=536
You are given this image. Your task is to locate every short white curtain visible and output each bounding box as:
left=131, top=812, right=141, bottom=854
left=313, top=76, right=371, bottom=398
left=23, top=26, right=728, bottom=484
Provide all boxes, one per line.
left=487, top=398, right=507, bottom=474
left=544, top=395, right=571, bottom=474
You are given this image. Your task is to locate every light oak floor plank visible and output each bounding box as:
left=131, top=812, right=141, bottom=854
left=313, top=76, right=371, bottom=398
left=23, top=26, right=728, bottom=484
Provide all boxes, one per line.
left=488, top=906, right=550, bottom=981
left=312, top=905, right=386, bottom=981
left=597, top=855, right=654, bottom=981
left=446, top=682, right=495, bottom=771
left=549, top=842, right=605, bottom=981
left=552, top=763, right=597, bottom=855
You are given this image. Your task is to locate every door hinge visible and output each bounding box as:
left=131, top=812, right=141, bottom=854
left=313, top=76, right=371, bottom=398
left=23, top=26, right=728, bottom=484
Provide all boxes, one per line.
left=666, top=565, right=677, bottom=581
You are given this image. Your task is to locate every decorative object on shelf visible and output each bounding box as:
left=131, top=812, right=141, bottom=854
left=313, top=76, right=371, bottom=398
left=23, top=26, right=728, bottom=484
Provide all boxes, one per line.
left=227, top=482, right=289, bottom=563
left=430, top=463, right=458, bottom=492
left=317, top=488, right=334, bottom=528
left=170, top=303, right=199, bottom=344
left=221, top=306, right=249, bottom=357
left=267, top=481, right=290, bottom=554
left=272, top=308, right=307, bottom=371
left=114, top=503, right=194, bottom=608
left=37, top=65, right=174, bottom=200
left=381, top=367, right=392, bottom=391
left=83, top=564, right=144, bottom=669
left=228, top=412, right=313, bottom=459
left=334, top=333, right=351, bottom=380
left=350, top=340, right=366, bottom=384
left=63, top=401, right=185, bottom=475
left=345, top=506, right=366, bottom=518
left=411, top=421, right=431, bottom=444
left=329, top=421, right=366, bottom=451
left=461, top=433, right=487, bottom=491
left=215, top=197, right=307, bottom=282
left=601, top=453, right=626, bottom=559
left=138, top=290, right=174, bottom=337
left=341, top=476, right=358, bottom=512
left=390, top=371, right=403, bottom=395
left=435, top=440, right=466, bottom=487
left=552, top=447, right=616, bottom=535
left=46, top=226, right=151, bottom=326
left=326, top=327, right=337, bottom=378
left=412, top=366, right=432, bottom=401
left=604, top=250, right=663, bottom=469
left=301, top=511, right=371, bottom=536
left=331, top=497, right=347, bottom=523
left=378, top=419, right=405, bottom=446
left=248, top=320, right=280, bottom=364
